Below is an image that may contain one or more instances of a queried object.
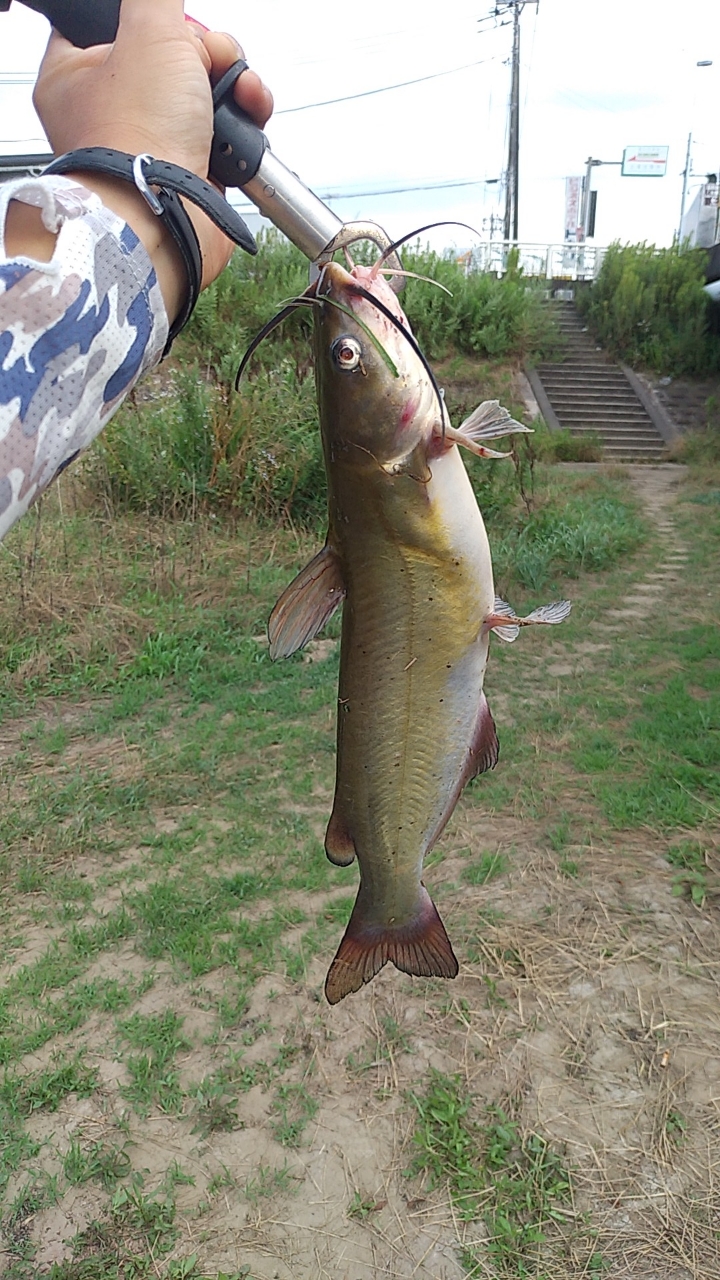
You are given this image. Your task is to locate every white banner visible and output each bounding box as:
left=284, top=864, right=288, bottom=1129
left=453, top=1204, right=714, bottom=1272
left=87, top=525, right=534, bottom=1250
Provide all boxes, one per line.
left=564, top=176, right=582, bottom=239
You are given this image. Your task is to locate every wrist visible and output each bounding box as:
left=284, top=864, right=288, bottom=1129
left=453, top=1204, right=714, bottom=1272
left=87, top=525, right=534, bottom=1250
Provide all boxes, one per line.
left=65, top=171, right=187, bottom=324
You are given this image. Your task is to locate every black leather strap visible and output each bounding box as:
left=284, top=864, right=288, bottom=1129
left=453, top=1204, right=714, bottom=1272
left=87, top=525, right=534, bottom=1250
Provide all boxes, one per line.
left=43, top=147, right=257, bottom=353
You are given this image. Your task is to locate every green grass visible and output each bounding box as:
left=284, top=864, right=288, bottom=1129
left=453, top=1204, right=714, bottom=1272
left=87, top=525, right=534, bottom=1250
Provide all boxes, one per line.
left=270, top=1082, right=318, bottom=1147
left=406, top=1072, right=586, bottom=1276
left=118, top=1010, right=188, bottom=1116
left=463, top=850, right=508, bottom=885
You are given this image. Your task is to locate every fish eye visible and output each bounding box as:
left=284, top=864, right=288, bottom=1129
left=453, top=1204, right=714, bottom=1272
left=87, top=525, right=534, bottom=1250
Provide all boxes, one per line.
left=331, top=335, right=363, bottom=371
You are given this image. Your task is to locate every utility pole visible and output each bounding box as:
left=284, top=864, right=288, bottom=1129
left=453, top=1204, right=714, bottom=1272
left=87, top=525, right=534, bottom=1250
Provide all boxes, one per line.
left=489, top=1, right=539, bottom=244
left=678, top=132, right=692, bottom=243
left=504, top=2, right=520, bottom=241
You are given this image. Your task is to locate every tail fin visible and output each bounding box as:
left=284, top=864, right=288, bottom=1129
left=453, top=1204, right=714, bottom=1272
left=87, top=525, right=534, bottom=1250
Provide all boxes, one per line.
left=324, top=885, right=458, bottom=1005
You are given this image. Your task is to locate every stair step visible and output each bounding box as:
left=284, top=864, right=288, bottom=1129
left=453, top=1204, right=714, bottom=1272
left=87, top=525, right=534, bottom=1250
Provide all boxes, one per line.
left=534, top=301, right=671, bottom=459
left=552, top=399, right=648, bottom=410
left=565, top=431, right=660, bottom=442
left=555, top=410, right=653, bottom=421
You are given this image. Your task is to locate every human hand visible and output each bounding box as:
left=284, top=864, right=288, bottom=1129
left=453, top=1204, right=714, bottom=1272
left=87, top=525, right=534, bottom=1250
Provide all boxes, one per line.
left=31, top=0, right=273, bottom=307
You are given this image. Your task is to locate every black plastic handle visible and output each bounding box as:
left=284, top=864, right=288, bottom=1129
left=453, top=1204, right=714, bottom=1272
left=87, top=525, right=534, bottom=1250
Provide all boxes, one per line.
left=8, top=0, right=269, bottom=188
left=15, top=0, right=121, bottom=47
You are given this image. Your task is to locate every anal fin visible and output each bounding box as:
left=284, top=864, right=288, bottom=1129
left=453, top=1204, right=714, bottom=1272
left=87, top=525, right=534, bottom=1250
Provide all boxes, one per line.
left=470, top=692, right=499, bottom=778
left=324, top=886, right=458, bottom=1005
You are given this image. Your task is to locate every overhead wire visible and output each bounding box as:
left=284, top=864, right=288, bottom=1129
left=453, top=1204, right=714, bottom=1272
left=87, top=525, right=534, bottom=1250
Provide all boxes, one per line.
left=275, top=57, right=496, bottom=114
left=229, top=177, right=499, bottom=214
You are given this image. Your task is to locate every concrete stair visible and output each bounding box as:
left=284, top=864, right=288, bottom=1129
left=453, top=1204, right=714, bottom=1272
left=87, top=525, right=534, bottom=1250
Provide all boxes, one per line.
left=530, top=302, right=668, bottom=460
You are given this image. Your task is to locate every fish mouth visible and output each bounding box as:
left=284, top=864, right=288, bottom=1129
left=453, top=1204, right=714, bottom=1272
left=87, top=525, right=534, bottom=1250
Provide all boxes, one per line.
left=317, top=261, right=409, bottom=328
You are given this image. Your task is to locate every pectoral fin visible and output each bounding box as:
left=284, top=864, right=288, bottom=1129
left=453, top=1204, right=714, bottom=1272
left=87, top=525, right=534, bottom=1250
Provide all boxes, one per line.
left=436, top=400, right=530, bottom=459
left=484, top=596, right=572, bottom=642
left=441, top=425, right=513, bottom=460
left=268, top=543, right=345, bottom=660
left=458, top=400, right=532, bottom=440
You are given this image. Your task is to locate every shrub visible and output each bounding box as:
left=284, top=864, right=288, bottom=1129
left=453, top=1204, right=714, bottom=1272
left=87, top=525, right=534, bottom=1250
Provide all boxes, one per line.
left=580, top=242, right=720, bottom=375
left=87, top=363, right=325, bottom=527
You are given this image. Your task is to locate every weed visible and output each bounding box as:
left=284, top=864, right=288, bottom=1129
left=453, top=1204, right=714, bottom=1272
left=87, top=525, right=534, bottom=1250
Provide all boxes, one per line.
left=2, top=1174, right=59, bottom=1269
left=13, top=1056, right=98, bottom=1115
left=665, top=1109, right=687, bottom=1144
left=406, top=1072, right=485, bottom=1221
left=206, top=1165, right=237, bottom=1197
left=545, top=816, right=571, bottom=852
left=190, top=1060, right=256, bottom=1136
left=62, top=1139, right=132, bottom=1190
left=347, top=1190, right=386, bottom=1219
left=407, top=1074, right=574, bottom=1273
left=347, top=1015, right=411, bottom=1075
left=110, top=1178, right=178, bottom=1255
left=463, top=850, right=508, bottom=885
left=244, top=1161, right=296, bottom=1206
left=666, top=840, right=709, bottom=905
left=270, top=1082, right=318, bottom=1147
left=118, top=1010, right=188, bottom=1116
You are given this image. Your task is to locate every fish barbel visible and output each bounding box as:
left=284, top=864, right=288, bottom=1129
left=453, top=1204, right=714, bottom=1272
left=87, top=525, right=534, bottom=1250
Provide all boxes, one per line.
left=268, top=259, right=570, bottom=1003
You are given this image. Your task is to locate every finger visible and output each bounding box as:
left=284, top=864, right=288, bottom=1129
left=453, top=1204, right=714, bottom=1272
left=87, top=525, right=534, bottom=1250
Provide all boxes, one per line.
left=203, top=33, right=273, bottom=126
left=235, top=69, right=274, bottom=128
left=203, top=31, right=246, bottom=79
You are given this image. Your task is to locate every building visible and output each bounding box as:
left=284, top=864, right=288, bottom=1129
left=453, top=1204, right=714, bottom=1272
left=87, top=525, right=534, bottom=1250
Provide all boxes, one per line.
left=681, top=177, right=720, bottom=249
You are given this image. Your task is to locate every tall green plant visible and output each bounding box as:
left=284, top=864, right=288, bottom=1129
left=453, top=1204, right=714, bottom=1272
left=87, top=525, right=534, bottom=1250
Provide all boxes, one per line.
left=580, top=242, right=720, bottom=375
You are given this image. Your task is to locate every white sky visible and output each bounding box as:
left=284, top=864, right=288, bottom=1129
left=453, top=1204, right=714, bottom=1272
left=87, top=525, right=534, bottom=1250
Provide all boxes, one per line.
left=1, top=0, right=719, bottom=254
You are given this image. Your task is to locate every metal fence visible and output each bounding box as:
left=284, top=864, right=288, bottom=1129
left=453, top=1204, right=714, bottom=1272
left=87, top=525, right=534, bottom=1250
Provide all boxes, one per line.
left=463, top=241, right=605, bottom=281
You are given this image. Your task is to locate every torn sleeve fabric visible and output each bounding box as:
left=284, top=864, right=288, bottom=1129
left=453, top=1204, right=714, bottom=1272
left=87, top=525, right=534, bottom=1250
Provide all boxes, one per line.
left=0, top=175, right=169, bottom=542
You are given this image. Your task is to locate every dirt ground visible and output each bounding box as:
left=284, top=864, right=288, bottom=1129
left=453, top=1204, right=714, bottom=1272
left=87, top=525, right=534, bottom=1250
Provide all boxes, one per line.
left=4, top=464, right=720, bottom=1279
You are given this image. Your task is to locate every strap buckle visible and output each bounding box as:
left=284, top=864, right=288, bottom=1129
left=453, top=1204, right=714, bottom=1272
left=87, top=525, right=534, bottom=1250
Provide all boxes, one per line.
left=132, top=153, right=163, bottom=216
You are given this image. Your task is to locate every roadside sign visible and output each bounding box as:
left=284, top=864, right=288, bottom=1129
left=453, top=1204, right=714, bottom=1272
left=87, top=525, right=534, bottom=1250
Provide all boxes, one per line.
left=564, top=176, right=582, bottom=239
left=622, top=146, right=669, bottom=177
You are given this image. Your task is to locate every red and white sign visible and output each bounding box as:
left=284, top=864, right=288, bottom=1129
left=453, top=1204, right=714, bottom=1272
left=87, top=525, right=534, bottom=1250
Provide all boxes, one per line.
left=564, top=176, right=582, bottom=239
left=622, top=146, right=669, bottom=177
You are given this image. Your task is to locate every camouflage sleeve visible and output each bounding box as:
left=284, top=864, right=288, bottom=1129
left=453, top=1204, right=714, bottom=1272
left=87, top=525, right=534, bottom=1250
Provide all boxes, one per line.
left=0, top=174, right=169, bottom=541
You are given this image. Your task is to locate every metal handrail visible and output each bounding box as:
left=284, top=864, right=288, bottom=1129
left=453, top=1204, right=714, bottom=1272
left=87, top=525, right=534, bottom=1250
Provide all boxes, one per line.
left=462, top=240, right=606, bottom=281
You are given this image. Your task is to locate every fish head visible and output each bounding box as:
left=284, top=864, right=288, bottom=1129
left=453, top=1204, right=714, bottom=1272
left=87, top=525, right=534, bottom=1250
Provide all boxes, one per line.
left=313, top=261, right=441, bottom=473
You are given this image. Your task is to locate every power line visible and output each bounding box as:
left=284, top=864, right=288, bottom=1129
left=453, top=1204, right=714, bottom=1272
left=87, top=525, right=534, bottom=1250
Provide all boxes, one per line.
left=276, top=58, right=495, bottom=115
left=2, top=56, right=496, bottom=116
left=229, top=176, right=500, bottom=213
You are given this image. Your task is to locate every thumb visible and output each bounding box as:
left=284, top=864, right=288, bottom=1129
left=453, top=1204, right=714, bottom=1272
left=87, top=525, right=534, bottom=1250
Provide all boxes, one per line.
left=38, top=28, right=111, bottom=76
left=115, top=0, right=187, bottom=40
